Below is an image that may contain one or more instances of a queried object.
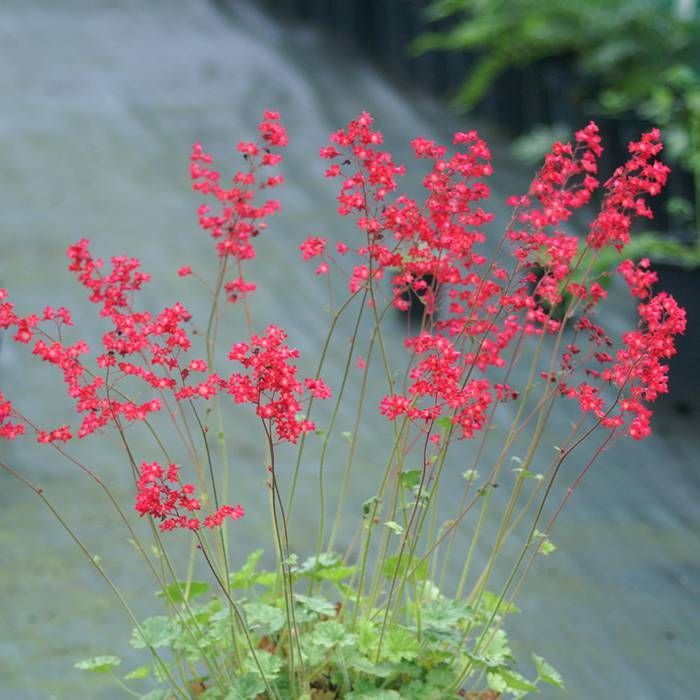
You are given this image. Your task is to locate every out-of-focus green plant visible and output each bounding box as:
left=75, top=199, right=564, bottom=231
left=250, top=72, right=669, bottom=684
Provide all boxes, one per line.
left=415, top=0, right=695, bottom=111
left=416, top=0, right=700, bottom=263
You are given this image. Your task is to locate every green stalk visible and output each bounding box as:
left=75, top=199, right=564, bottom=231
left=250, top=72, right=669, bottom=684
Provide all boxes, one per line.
left=350, top=415, right=411, bottom=630
left=263, top=419, right=305, bottom=697
left=0, top=461, right=189, bottom=699
left=313, top=292, right=369, bottom=569
left=286, top=292, right=361, bottom=518
left=327, top=298, right=393, bottom=552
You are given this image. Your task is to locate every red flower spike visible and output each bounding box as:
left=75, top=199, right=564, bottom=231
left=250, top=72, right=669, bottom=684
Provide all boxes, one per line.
left=190, top=112, right=287, bottom=304
left=226, top=325, right=331, bottom=444
left=134, top=461, right=242, bottom=532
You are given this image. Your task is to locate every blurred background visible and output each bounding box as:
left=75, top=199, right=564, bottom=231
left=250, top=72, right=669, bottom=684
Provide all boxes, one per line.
left=0, top=1, right=698, bottom=698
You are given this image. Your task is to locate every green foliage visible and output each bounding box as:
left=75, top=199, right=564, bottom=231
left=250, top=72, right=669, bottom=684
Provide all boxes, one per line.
left=225, top=672, right=266, bottom=699
left=124, top=665, right=150, bottom=680
left=533, top=653, right=566, bottom=689
left=130, top=616, right=179, bottom=650
left=156, top=579, right=210, bottom=604
left=418, top=0, right=698, bottom=115
left=77, top=551, right=560, bottom=697
left=419, top=0, right=700, bottom=247
left=74, top=655, right=121, bottom=673
left=399, top=469, right=422, bottom=490
left=381, top=553, right=429, bottom=581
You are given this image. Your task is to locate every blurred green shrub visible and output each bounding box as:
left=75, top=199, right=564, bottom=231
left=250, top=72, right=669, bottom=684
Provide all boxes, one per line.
left=416, top=0, right=700, bottom=262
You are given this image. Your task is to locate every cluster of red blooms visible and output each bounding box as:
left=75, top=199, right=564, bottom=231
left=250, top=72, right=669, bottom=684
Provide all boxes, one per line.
left=298, top=113, right=684, bottom=442
left=302, top=112, right=496, bottom=318
left=227, top=325, right=332, bottom=444
left=134, top=461, right=243, bottom=532
left=0, top=387, right=24, bottom=440
left=565, top=262, right=686, bottom=440
left=0, top=114, right=319, bottom=531
left=380, top=333, right=492, bottom=440
left=587, top=129, right=669, bottom=250
left=189, top=110, right=287, bottom=303
left=0, top=112, right=686, bottom=540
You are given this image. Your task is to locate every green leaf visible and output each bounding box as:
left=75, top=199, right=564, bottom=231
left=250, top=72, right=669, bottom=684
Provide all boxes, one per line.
left=294, top=593, right=337, bottom=618
left=224, top=672, right=266, bottom=699
left=318, top=551, right=342, bottom=567
left=512, top=467, right=543, bottom=481
left=297, top=551, right=339, bottom=573
left=130, top=616, right=178, bottom=649
left=311, top=620, right=356, bottom=649
left=533, top=530, right=556, bottom=555
left=425, top=666, right=456, bottom=689
left=253, top=571, right=277, bottom=587
left=313, top=564, right=357, bottom=583
left=381, top=554, right=428, bottom=581
left=357, top=619, right=379, bottom=657
left=156, top=580, right=210, bottom=604
left=295, top=552, right=356, bottom=582
left=533, top=653, right=565, bottom=688
left=482, top=629, right=513, bottom=667
left=74, top=655, right=121, bottom=673
left=487, top=671, right=508, bottom=693
left=243, top=602, right=285, bottom=634
left=347, top=654, right=394, bottom=678
left=399, top=469, right=421, bottom=489
left=229, top=549, right=266, bottom=588
left=539, top=539, right=556, bottom=555
left=478, top=590, right=520, bottom=616
left=124, top=665, right=150, bottom=680
left=421, top=598, right=473, bottom=632
left=139, top=691, right=170, bottom=700
left=497, top=669, right=539, bottom=692
left=282, top=553, right=299, bottom=568
left=436, top=416, right=453, bottom=430
left=243, top=649, right=282, bottom=678
left=382, top=625, right=420, bottom=663
left=347, top=690, right=401, bottom=699
left=384, top=520, right=404, bottom=535
left=362, top=496, right=381, bottom=520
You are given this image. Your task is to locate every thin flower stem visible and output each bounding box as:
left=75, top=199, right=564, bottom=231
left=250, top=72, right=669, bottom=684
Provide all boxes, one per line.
left=262, top=418, right=305, bottom=696
left=194, top=530, right=280, bottom=700
left=454, top=369, right=637, bottom=690
left=313, top=291, right=369, bottom=568
left=350, top=415, right=410, bottom=631
left=98, top=379, right=233, bottom=684
left=286, top=291, right=361, bottom=519
left=189, top=400, right=229, bottom=574
left=437, top=328, right=526, bottom=590
left=466, top=394, right=557, bottom=604
left=458, top=432, right=617, bottom=693
left=0, top=461, right=189, bottom=699
left=108, top=671, right=142, bottom=697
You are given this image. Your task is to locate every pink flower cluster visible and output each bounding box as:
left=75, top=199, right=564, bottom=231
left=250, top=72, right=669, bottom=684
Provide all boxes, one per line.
left=564, top=269, right=686, bottom=440
left=380, top=333, right=492, bottom=439
left=296, top=113, right=684, bottom=443
left=135, top=461, right=244, bottom=532
left=588, top=130, right=669, bottom=250
left=189, top=110, right=287, bottom=303
left=0, top=111, right=686, bottom=542
left=228, top=325, right=332, bottom=444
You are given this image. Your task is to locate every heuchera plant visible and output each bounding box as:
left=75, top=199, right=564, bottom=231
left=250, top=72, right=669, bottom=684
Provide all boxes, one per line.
left=0, top=111, right=685, bottom=699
